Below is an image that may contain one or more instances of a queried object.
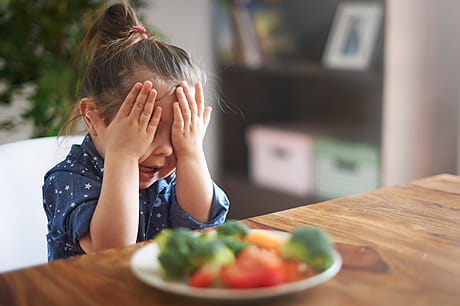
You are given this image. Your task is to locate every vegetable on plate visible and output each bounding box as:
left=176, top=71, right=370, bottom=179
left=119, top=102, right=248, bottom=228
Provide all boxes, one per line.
left=154, top=220, right=335, bottom=289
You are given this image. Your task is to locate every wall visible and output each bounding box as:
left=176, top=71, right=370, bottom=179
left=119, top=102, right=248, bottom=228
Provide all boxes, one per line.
left=382, top=0, right=460, bottom=185
left=143, top=0, right=220, bottom=177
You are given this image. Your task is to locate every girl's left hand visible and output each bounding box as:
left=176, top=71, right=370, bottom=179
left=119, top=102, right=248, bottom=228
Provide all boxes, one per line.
left=171, top=82, right=212, bottom=159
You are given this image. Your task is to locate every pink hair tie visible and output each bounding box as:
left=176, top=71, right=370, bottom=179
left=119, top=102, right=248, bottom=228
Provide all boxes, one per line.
left=131, top=25, right=148, bottom=39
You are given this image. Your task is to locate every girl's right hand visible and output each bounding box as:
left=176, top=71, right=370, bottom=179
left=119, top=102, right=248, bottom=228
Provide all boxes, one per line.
left=86, top=81, right=162, bottom=161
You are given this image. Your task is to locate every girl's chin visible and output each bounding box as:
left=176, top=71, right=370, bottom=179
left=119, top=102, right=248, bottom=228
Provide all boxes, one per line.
left=139, top=172, right=158, bottom=190
left=139, top=181, right=155, bottom=190
left=139, top=170, right=156, bottom=181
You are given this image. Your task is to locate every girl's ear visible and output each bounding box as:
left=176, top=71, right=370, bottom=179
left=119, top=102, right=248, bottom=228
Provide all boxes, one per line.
left=79, top=98, right=99, bottom=136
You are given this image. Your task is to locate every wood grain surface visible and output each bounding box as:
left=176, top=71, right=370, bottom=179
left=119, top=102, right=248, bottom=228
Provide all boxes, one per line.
left=1, top=174, right=459, bottom=306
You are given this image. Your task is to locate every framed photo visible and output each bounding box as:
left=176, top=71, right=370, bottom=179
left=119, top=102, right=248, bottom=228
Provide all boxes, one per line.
left=322, top=2, right=383, bottom=70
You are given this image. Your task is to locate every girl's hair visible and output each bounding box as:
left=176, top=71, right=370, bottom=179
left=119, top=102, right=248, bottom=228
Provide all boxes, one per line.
left=62, top=2, right=205, bottom=134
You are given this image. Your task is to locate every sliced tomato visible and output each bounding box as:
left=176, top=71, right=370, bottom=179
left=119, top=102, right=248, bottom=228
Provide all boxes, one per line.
left=188, top=266, right=214, bottom=288
left=282, top=260, right=301, bottom=282
left=220, top=246, right=284, bottom=288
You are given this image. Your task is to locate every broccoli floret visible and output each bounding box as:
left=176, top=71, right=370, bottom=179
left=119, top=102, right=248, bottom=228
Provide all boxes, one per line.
left=192, top=239, right=235, bottom=274
left=155, top=228, right=173, bottom=252
left=218, top=235, right=249, bottom=255
left=198, top=230, right=218, bottom=242
left=281, top=227, right=335, bottom=272
left=156, top=228, right=201, bottom=279
left=216, top=220, right=250, bottom=238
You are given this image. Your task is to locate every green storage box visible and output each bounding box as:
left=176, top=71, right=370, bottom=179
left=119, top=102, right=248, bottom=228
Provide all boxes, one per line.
left=314, top=138, right=380, bottom=199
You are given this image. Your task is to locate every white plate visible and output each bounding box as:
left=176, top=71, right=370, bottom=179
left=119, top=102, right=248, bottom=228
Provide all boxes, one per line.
left=130, top=230, right=342, bottom=301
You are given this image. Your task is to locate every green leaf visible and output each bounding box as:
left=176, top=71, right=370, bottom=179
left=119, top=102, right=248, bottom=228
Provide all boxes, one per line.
left=0, top=0, right=146, bottom=137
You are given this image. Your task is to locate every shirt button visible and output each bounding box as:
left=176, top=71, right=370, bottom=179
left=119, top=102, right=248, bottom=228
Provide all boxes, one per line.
left=153, top=198, right=162, bottom=207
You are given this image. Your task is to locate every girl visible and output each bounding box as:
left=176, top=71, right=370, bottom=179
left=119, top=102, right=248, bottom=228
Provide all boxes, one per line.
left=43, top=3, right=229, bottom=260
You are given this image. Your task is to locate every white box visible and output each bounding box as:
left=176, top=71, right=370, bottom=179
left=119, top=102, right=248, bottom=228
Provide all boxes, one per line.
left=246, top=125, right=314, bottom=197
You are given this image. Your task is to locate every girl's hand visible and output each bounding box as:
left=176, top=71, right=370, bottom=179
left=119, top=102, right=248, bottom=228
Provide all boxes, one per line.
left=172, top=81, right=214, bottom=223
left=171, top=82, right=212, bottom=160
left=87, top=81, right=162, bottom=161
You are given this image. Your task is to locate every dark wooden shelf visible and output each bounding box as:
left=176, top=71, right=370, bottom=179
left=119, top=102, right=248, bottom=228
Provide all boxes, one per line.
left=218, top=174, right=321, bottom=220
left=219, top=64, right=383, bottom=176
left=215, top=0, right=385, bottom=221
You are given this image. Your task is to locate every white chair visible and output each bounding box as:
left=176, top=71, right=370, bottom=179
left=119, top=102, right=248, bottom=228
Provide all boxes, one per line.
left=0, top=135, right=85, bottom=272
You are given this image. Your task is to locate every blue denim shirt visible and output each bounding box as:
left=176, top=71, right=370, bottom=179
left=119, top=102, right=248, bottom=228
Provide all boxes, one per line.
left=43, top=135, right=229, bottom=261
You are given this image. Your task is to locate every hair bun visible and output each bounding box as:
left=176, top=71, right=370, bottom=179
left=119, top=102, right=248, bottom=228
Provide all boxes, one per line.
left=99, top=3, right=139, bottom=42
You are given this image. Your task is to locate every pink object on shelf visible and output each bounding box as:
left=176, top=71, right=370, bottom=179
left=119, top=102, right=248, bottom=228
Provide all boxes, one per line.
left=246, top=124, right=314, bottom=197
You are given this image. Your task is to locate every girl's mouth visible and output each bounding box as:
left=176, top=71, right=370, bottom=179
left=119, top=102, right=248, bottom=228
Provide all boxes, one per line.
left=139, top=165, right=158, bottom=174
left=139, top=165, right=160, bottom=182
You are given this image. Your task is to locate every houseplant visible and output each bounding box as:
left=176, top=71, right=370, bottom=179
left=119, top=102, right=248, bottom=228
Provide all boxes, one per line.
left=0, top=0, right=145, bottom=137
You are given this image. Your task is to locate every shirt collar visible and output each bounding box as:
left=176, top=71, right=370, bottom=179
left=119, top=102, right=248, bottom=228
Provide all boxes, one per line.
left=80, top=134, right=104, bottom=177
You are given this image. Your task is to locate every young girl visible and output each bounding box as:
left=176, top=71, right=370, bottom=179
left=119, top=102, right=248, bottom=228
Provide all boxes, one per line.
left=43, top=3, right=229, bottom=260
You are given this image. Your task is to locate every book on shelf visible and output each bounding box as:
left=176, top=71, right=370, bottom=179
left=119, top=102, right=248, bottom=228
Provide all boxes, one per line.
left=214, top=0, right=298, bottom=68
left=229, top=0, right=265, bottom=68
left=214, top=0, right=236, bottom=66
left=250, top=0, right=298, bottom=62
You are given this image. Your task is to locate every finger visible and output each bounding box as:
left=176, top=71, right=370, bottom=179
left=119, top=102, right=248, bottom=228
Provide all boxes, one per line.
left=130, top=81, right=153, bottom=117
left=172, top=102, right=184, bottom=131
left=139, top=89, right=157, bottom=126
left=147, top=106, right=162, bottom=135
left=195, top=82, right=204, bottom=116
left=176, top=87, right=191, bottom=125
left=203, top=106, right=212, bottom=130
left=118, top=82, right=142, bottom=117
left=181, top=82, right=197, bottom=117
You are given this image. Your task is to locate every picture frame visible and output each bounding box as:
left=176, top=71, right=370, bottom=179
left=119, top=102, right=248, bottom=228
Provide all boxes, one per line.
left=322, top=2, right=383, bottom=70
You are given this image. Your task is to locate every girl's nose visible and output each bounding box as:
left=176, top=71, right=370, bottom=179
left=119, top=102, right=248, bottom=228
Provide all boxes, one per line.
left=151, top=136, right=173, bottom=157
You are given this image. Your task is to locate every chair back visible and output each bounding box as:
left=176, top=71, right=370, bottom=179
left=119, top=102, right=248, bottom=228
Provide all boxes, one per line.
left=0, top=135, right=84, bottom=272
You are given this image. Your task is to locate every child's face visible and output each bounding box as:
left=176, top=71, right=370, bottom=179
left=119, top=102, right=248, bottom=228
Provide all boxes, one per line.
left=134, top=72, right=181, bottom=190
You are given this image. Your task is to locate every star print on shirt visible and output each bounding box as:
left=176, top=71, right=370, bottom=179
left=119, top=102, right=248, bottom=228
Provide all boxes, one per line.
left=43, top=134, right=230, bottom=262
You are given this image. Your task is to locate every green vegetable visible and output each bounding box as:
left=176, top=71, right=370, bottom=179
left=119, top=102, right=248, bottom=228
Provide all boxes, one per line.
left=198, top=230, right=218, bottom=242
left=192, top=239, right=235, bottom=272
left=155, top=224, right=241, bottom=279
left=218, top=235, right=249, bottom=255
left=280, top=227, right=335, bottom=272
left=156, top=228, right=200, bottom=279
left=155, top=221, right=252, bottom=280
left=216, top=220, right=250, bottom=238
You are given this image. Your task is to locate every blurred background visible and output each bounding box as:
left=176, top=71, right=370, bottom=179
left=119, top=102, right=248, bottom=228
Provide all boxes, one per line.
left=1, top=0, right=459, bottom=219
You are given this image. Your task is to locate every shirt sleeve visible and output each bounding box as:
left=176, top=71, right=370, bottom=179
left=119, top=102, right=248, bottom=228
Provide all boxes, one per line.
left=168, top=182, right=230, bottom=229
left=43, top=171, right=101, bottom=252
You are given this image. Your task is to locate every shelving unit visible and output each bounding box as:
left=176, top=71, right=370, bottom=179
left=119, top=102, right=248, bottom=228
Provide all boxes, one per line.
left=214, top=0, right=385, bottom=219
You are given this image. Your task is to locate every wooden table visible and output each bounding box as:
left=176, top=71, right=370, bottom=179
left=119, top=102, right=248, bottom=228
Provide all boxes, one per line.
left=1, top=174, right=459, bottom=306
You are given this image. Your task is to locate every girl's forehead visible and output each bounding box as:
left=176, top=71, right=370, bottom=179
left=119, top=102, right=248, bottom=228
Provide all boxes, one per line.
left=130, top=69, right=177, bottom=99
left=154, top=81, right=177, bottom=102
